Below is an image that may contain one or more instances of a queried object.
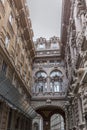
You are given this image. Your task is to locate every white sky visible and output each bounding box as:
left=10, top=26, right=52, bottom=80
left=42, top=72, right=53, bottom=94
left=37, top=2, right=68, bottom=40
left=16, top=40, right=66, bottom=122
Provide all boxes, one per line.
left=27, top=0, right=62, bottom=40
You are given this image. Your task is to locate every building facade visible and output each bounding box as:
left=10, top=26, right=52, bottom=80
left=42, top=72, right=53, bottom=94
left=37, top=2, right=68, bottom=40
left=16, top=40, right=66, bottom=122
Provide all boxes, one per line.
left=0, top=0, right=35, bottom=130
left=63, top=0, right=87, bottom=130
left=0, top=0, right=87, bottom=130
left=31, top=36, right=67, bottom=130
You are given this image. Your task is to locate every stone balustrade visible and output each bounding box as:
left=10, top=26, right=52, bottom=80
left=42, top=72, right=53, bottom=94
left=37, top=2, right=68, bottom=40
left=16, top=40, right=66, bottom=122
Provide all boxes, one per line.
left=32, top=91, right=66, bottom=99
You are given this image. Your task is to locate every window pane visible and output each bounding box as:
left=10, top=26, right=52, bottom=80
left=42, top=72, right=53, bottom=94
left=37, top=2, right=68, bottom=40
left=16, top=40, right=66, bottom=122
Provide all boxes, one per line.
left=5, top=35, right=10, bottom=48
left=36, top=71, right=47, bottom=78
left=50, top=70, right=62, bottom=77
left=9, top=14, right=13, bottom=24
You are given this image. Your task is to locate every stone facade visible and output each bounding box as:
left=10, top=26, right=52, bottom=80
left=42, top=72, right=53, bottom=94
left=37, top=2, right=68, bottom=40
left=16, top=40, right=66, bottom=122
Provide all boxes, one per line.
left=0, top=0, right=34, bottom=130
left=0, top=0, right=87, bottom=130
left=63, top=0, right=87, bottom=130
left=31, top=36, right=68, bottom=130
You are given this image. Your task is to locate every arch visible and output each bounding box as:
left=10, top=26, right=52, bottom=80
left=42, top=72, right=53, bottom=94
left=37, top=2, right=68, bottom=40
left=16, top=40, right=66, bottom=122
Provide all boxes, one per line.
left=30, top=103, right=66, bottom=130
left=34, top=70, right=47, bottom=93
left=50, top=69, right=63, bottom=92
left=35, top=70, right=47, bottom=78
left=50, top=69, right=62, bottom=77
left=49, top=68, right=64, bottom=76
left=36, top=105, right=65, bottom=121
left=38, top=43, right=45, bottom=49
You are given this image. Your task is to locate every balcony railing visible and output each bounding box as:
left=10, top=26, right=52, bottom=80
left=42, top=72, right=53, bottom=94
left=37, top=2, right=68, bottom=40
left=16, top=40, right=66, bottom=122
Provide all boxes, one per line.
left=32, top=91, right=66, bottom=99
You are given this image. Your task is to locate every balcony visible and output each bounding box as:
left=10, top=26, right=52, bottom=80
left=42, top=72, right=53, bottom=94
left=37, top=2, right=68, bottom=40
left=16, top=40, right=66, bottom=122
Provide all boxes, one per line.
left=35, top=50, right=61, bottom=58
left=32, top=91, right=66, bottom=100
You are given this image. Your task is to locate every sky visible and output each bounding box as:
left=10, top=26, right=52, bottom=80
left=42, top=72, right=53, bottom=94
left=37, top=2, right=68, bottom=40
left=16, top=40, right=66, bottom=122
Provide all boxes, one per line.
left=27, top=0, right=62, bottom=40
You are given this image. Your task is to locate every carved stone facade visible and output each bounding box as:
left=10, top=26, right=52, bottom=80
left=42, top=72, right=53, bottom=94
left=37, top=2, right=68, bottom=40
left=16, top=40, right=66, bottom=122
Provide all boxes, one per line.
left=64, top=0, right=87, bottom=130
left=0, top=0, right=35, bottom=130
left=31, top=36, right=68, bottom=130
left=0, top=0, right=87, bottom=130
left=32, top=36, right=68, bottom=96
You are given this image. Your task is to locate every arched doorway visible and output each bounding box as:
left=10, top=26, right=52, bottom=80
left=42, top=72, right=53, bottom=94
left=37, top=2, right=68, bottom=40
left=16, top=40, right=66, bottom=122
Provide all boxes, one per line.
left=50, top=114, right=64, bottom=130
left=36, top=106, right=66, bottom=130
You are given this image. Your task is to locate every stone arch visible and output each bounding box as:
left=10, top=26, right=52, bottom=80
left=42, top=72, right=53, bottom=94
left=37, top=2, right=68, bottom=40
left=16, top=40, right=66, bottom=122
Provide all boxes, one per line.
left=49, top=68, right=64, bottom=76
left=31, top=100, right=67, bottom=129
left=31, top=100, right=66, bottom=111
left=35, top=70, right=47, bottom=77
left=35, top=105, right=66, bottom=130
left=33, top=69, right=48, bottom=77
left=35, top=105, right=65, bottom=118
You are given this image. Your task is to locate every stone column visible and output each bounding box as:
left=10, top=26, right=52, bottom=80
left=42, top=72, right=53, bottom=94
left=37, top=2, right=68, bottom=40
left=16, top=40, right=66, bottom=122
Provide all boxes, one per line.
left=40, top=117, right=43, bottom=130
left=47, top=76, right=50, bottom=92
left=78, top=95, right=84, bottom=130
left=65, top=107, right=70, bottom=130
left=43, top=119, right=50, bottom=130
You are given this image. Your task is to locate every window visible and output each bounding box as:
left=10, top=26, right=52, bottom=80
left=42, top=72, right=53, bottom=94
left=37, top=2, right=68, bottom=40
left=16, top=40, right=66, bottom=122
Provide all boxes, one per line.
left=2, top=61, right=7, bottom=74
left=51, top=42, right=60, bottom=49
left=50, top=70, right=62, bottom=77
left=36, top=71, right=47, bottom=78
left=50, top=70, right=62, bottom=92
left=54, top=81, right=60, bottom=92
left=38, top=83, right=43, bottom=92
left=9, top=13, right=13, bottom=25
left=38, top=43, right=45, bottom=49
left=1, top=0, right=5, bottom=4
left=5, top=34, right=10, bottom=48
left=35, top=71, right=47, bottom=93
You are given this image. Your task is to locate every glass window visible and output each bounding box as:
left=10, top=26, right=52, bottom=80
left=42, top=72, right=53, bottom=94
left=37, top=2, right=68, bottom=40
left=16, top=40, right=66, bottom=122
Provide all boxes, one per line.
left=36, top=71, right=47, bottom=78
left=38, top=82, right=43, bottom=92
left=5, top=35, right=10, bottom=48
left=9, top=13, right=13, bottom=25
left=1, top=0, right=5, bottom=4
left=51, top=43, right=60, bottom=49
left=2, top=61, right=7, bottom=74
left=38, top=43, right=45, bottom=49
left=50, top=70, right=62, bottom=77
left=35, top=71, right=47, bottom=93
left=50, top=70, right=62, bottom=92
left=54, top=81, right=60, bottom=92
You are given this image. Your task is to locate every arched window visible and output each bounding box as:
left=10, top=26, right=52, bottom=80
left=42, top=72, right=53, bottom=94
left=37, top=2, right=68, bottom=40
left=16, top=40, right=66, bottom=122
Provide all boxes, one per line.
left=50, top=70, right=62, bottom=77
left=35, top=71, right=47, bottom=93
left=50, top=70, right=63, bottom=92
left=38, top=43, right=45, bottom=49
left=51, top=42, right=60, bottom=49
